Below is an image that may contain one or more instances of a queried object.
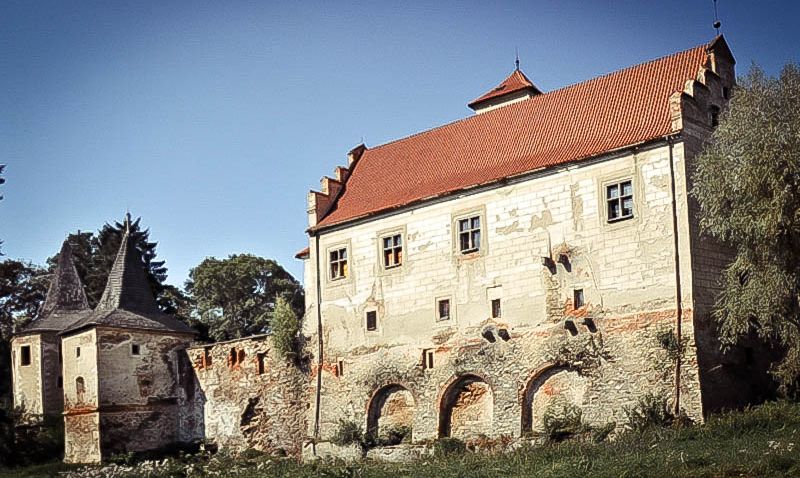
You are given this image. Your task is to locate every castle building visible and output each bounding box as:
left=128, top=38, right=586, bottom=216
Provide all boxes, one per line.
left=294, top=35, right=762, bottom=450
left=12, top=225, right=199, bottom=463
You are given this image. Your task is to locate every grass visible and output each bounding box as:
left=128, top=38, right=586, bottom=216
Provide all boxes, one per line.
left=1, top=400, right=799, bottom=477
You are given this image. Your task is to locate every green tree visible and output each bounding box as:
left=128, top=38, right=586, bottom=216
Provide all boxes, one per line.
left=272, top=296, right=300, bottom=357
left=692, top=64, right=800, bottom=393
left=186, top=254, right=304, bottom=341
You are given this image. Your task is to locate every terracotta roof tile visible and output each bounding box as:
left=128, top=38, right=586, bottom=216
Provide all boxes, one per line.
left=316, top=42, right=710, bottom=229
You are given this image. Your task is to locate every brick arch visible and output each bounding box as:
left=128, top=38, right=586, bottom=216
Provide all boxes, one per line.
left=520, top=365, right=588, bottom=434
left=366, top=384, right=416, bottom=443
left=438, top=373, right=494, bottom=439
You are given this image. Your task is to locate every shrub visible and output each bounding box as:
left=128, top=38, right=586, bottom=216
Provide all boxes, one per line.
left=542, top=400, right=589, bottom=442
left=331, top=419, right=363, bottom=447
left=433, top=437, right=466, bottom=457
left=271, top=296, right=300, bottom=358
left=624, top=393, right=675, bottom=431
left=374, top=425, right=411, bottom=447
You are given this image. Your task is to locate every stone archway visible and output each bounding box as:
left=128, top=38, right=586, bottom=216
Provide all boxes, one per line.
left=367, top=385, right=415, bottom=445
left=438, top=374, right=494, bottom=439
left=521, top=367, right=588, bottom=434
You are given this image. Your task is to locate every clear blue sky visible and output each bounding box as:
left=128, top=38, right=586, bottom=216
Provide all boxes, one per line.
left=2, top=1, right=798, bottom=287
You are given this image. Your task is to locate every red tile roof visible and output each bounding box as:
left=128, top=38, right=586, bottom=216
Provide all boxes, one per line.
left=295, top=247, right=310, bottom=259
left=468, top=69, right=542, bottom=108
left=316, top=41, right=712, bottom=229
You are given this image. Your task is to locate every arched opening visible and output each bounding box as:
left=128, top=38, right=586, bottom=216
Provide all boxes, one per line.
left=438, top=374, right=493, bottom=439
left=367, top=385, right=415, bottom=445
left=521, top=367, right=588, bottom=434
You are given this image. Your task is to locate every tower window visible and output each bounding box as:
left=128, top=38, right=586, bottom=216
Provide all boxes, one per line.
left=20, top=346, right=31, bottom=366
left=491, top=299, right=501, bottom=318
left=574, top=289, right=585, bottom=309
left=131, top=344, right=140, bottom=355
left=366, top=310, right=377, bottom=331
left=76, top=347, right=81, bottom=358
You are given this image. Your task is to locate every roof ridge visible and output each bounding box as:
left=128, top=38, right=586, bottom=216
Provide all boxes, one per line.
left=358, top=42, right=707, bottom=154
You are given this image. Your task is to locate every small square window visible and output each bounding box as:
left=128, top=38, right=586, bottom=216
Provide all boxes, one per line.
left=76, top=347, right=81, bottom=358
left=458, top=216, right=481, bottom=253
left=606, top=180, right=634, bottom=222
left=491, top=298, right=501, bottom=318
left=131, top=344, right=140, bottom=356
left=366, top=311, right=377, bottom=331
left=437, top=299, right=451, bottom=321
left=382, top=234, right=403, bottom=269
left=574, top=289, right=585, bottom=309
left=329, top=248, right=348, bottom=280
left=20, top=346, right=31, bottom=366
left=422, top=349, right=434, bottom=369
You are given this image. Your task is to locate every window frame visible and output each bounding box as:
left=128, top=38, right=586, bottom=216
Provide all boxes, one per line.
left=605, top=179, right=635, bottom=223
left=452, top=207, right=487, bottom=258
left=573, top=289, right=585, bottom=309
left=328, top=247, right=349, bottom=281
left=365, top=310, right=378, bottom=332
left=20, top=345, right=31, bottom=367
left=381, top=233, right=403, bottom=269
left=491, top=298, right=502, bottom=319
left=436, top=297, right=452, bottom=322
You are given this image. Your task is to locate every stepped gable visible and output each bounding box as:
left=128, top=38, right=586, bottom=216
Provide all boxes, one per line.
left=20, top=239, right=91, bottom=334
left=313, top=38, right=724, bottom=229
left=61, top=228, right=195, bottom=336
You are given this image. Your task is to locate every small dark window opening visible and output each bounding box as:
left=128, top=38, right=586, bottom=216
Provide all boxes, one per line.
left=229, top=348, right=237, bottom=366
left=337, top=359, right=344, bottom=376
left=203, top=346, right=213, bottom=367
left=382, top=234, right=403, bottom=268
left=607, top=180, right=634, bottom=222
left=20, top=346, right=31, bottom=366
left=57, top=376, right=63, bottom=389
left=458, top=216, right=481, bottom=253
left=237, top=349, right=246, bottom=364
left=423, top=349, right=434, bottom=369
left=75, top=377, right=85, bottom=402
left=76, top=347, right=81, bottom=358
left=257, top=353, right=267, bottom=375
left=437, top=299, right=451, bottom=321
left=366, top=311, right=377, bottom=331
left=491, top=298, right=501, bottom=318
left=710, top=105, right=720, bottom=127
left=131, top=344, right=140, bottom=356
left=574, top=289, right=585, bottom=309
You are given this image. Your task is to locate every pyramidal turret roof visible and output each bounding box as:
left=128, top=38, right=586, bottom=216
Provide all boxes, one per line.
left=19, top=240, right=91, bottom=334
left=468, top=68, right=542, bottom=110
left=62, top=227, right=195, bottom=336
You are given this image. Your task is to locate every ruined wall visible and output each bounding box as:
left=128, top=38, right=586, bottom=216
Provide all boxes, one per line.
left=11, top=334, right=43, bottom=416
left=304, top=142, right=705, bottom=445
left=187, top=334, right=309, bottom=457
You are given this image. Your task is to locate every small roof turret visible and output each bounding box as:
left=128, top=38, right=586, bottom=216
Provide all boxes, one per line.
left=468, top=68, right=542, bottom=114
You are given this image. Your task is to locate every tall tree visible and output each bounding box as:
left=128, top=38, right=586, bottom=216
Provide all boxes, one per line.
left=692, top=64, right=800, bottom=393
left=186, top=254, right=304, bottom=341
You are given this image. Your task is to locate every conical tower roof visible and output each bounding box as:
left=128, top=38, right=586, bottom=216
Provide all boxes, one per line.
left=20, top=239, right=91, bottom=334
left=62, top=226, right=195, bottom=336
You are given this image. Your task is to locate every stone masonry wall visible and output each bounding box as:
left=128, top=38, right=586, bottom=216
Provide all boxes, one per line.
left=187, top=334, right=309, bottom=457
left=11, top=334, right=43, bottom=416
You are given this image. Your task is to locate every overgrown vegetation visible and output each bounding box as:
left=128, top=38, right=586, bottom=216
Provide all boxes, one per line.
left=692, top=63, right=800, bottom=394
left=271, top=296, right=301, bottom=358
left=540, top=399, right=615, bottom=443
left=8, top=400, right=798, bottom=477
left=330, top=419, right=364, bottom=448
left=543, top=334, right=613, bottom=377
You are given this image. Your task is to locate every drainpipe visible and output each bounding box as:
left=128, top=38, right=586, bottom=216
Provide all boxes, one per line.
left=667, top=136, right=684, bottom=415
left=313, top=233, right=324, bottom=450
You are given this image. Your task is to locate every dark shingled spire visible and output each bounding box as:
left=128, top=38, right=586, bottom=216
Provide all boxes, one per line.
left=95, top=229, right=160, bottom=314
left=19, top=239, right=91, bottom=334
left=40, top=240, right=90, bottom=315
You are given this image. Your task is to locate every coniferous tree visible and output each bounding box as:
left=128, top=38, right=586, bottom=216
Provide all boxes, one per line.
left=693, top=63, right=800, bottom=394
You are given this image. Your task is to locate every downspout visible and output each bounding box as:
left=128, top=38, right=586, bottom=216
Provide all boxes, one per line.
left=667, top=136, right=684, bottom=415
left=312, top=233, right=324, bottom=450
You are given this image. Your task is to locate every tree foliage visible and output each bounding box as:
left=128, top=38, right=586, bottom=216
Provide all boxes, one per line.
left=692, top=63, right=800, bottom=392
left=271, top=296, right=300, bottom=357
left=186, top=254, right=303, bottom=341
left=0, top=260, right=48, bottom=340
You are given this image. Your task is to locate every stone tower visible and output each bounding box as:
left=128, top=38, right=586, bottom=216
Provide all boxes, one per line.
left=60, top=228, right=197, bottom=463
left=11, top=239, right=90, bottom=419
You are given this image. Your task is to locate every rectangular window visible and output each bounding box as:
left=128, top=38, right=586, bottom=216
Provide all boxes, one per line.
left=131, top=344, right=140, bottom=355
left=491, top=298, right=501, bottom=318
left=20, top=346, right=31, bottom=366
left=337, top=359, right=344, bottom=376
left=458, top=216, right=481, bottom=253
left=76, top=347, right=81, bottom=358
left=329, top=248, right=348, bottom=280
left=257, top=353, right=266, bottom=375
left=606, top=180, right=634, bottom=222
left=382, top=234, right=403, bottom=269
left=437, top=299, right=451, bottom=321
left=574, top=289, right=585, bottom=309
left=423, top=349, right=434, bottom=369
left=366, top=310, right=377, bottom=331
